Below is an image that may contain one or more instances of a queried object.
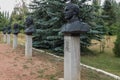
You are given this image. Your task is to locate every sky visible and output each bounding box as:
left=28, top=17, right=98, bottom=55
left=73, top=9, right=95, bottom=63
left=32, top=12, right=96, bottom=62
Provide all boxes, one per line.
left=0, top=0, right=120, bottom=16
left=0, top=0, right=31, bottom=15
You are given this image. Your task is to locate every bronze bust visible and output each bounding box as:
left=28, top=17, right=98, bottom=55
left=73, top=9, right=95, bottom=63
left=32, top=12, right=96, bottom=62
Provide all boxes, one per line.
left=61, top=3, right=90, bottom=35
left=2, top=26, right=7, bottom=34
left=7, top=25, right=12, bottom=34
left=24, top=16, right=35, bottom=35
left=13, top=23, right=20, bottom=35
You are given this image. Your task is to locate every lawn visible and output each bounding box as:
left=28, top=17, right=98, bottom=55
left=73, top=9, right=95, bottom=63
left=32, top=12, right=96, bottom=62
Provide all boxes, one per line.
left=81, top=67, right=116, bottom=80
left=81, top=36, right=120, bottom=76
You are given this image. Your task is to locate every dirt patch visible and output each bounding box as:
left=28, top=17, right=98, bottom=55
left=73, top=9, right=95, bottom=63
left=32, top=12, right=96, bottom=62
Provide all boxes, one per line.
left=0, top=43, right=63, bottom=80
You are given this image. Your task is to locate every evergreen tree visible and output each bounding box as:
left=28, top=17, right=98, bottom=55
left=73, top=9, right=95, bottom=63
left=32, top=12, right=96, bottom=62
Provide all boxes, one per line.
left=113, top=29, right=120, bottom=57
left=30, top=0, right=65, bottom=54
left=30, top=0, right=105, bottom=54
left=102, top=0, right=117, bottom=35
left=78, top=0, right=105, bottom=50
left=0, top=12, right=9, bottom=30
left=113, top=2, right=120, bottom=57
left=10, top=0, right=29, bottom=31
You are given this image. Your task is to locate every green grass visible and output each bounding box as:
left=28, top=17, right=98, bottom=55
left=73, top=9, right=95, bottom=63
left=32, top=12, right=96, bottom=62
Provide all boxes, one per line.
left=81, top=51, right=120, bottom=76
left=81, top=67, right=116, bottom=80
left=81, top=36, right=120, bottom=76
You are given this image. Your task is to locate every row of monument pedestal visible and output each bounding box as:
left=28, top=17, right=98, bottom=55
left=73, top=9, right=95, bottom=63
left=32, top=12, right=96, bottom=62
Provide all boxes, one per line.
left=3, top=34, right=32, bottom=58
left=3, top=33, right=81, bottom=80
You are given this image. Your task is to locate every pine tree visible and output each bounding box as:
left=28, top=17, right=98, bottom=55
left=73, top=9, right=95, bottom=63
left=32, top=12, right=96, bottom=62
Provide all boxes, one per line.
left=78, top=0, right=105, bottom=50
left=102, top=0, right=117, bottom=35
left=0, top=12, right=9, bottom=30
left=113, top=29, right=120, bottom=57
left=10, top=0, right=29, bottom=30
left=29, top=0, right=65, bottom=55
left=30, top=0, right=105, bottom=54
left=113, top=2, right=120, bottom=57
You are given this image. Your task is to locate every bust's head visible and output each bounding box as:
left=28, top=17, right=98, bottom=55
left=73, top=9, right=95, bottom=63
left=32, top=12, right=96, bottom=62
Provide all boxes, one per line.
left=13, top=23, right=20, bottom=35
left=64, top=3, right=79, bottom=20
left=25, top=16, right=33, bottom=26
left=24, top=16, right=35, bottom=35
left=2, top=26, right=7, bottom=34
left=13, top=23, right=19, bottom=29
left=7, top=25, right=12, bottom=34
left=8, top=25, right=11, bottom=30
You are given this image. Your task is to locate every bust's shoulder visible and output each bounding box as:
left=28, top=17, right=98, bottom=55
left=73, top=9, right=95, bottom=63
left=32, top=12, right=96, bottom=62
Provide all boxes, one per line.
left=64, top=20, right=89, bottom=27
left=61, top=20, right=90, bottom=33
left=29, top=24, right=34, bottom=27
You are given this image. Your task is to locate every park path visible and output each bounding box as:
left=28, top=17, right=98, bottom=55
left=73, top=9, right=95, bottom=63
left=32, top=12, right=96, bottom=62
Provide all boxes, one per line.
left=0, top=43, right=63, bottom=80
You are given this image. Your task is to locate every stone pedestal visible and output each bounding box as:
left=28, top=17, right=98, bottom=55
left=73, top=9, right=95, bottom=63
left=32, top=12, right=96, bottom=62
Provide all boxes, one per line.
left=3, top=34, right=7, bottom=43
left=13, top=35, right=18, bottom=49
left=7, top=34, right=11, bottom=44
left=25, top=35, right=32, bottom=58
left=64, top=35, right=80, bottom=80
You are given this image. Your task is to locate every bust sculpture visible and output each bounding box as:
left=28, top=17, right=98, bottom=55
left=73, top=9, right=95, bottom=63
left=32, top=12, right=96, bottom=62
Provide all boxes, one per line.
left=2, top=26, right=7, bottom=34
left=7, top=25, right=12, bottom=34
left=61, top=3, right=90, bottom=35
left=24, top=16, right=35, bottom=35
left=13, top=23, right=20, bottom=35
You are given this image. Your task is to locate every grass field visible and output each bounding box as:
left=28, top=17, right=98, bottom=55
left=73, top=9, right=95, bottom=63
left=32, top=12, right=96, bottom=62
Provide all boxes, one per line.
left=81, top=67, right=116, bottom=80
left=81, top=36, right=120, bottom=76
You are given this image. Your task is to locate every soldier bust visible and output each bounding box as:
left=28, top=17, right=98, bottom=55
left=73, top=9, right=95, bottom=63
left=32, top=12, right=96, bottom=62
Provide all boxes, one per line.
left=7, top=25, right=12, bottom=34
left=24, top=16, right=35, bottom=35
left=61, top=3, right=90, bottom=35
left=2, top=26, right=7, bottom=34
left=13, top=23, right=20, bottom=35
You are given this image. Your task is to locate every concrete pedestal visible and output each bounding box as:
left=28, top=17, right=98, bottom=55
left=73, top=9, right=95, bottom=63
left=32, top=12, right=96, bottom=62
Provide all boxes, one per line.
left=25, top=35, right=32, bottom=58
left=64, top=35, right=80, bottom=80
left=13, top=35, right=18, bottom=49
left=7, top=34, right=11, bottom=44
left=3, top=34, right=7, bottom=43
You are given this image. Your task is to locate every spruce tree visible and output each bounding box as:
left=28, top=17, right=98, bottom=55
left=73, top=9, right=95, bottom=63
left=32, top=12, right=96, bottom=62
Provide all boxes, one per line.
left=113, top=29, right=120, bottom=57
left=29, top=0, right=65, bottom=54
left=0, top=12, right=9, bottom=30
left=102, top=0, right=117, bottom=35
left=30, top=0, right=105, bottom=54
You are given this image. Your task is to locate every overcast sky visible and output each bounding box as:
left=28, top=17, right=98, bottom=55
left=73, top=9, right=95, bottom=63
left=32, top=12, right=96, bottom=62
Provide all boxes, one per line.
left=0, top=0, right=30, bottom=15
left=0, top=0, right=120, bottom=16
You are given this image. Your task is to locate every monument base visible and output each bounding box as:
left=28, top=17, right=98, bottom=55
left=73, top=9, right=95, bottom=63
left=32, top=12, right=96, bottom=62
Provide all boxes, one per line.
left=3, top=34, right=7, bottom=43
left=64, top=35, right=80, bottom=80
left=7, top=34, right=11, bottom=44
left=13, top=35, right=18, bottom=49
left=25, top=35, right=32, bottom=58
